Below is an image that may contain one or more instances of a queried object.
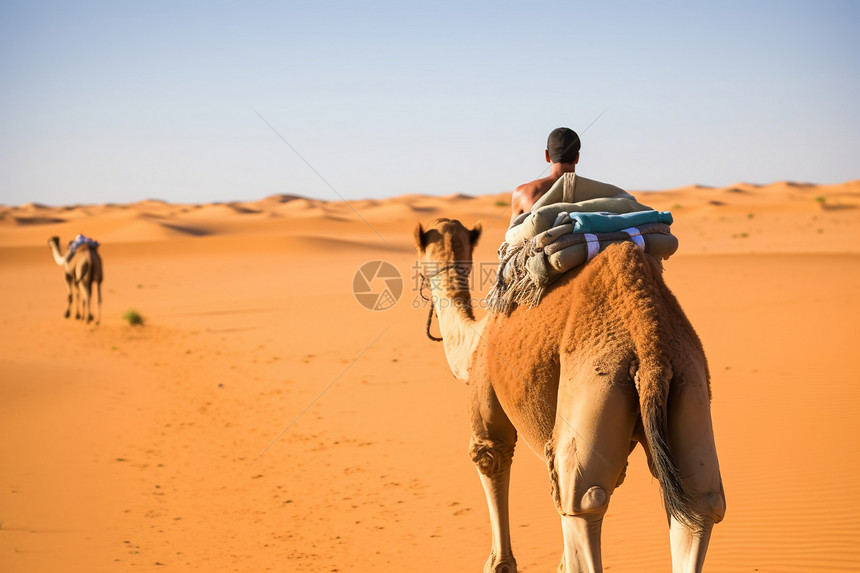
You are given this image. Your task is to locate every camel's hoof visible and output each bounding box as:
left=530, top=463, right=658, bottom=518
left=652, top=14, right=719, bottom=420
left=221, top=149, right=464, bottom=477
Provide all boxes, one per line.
left=64, top=312, right=70, bottom=319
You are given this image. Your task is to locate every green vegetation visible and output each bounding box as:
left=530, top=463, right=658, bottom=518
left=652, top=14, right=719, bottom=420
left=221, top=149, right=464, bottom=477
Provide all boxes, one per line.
left=494, top=200, right=508, bottom=207
left=122, top=309, right=144, bottom=326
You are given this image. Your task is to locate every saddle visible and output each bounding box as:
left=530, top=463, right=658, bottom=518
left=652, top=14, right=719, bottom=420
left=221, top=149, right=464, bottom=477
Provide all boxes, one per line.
left=486, top=173, right=678, bottom=313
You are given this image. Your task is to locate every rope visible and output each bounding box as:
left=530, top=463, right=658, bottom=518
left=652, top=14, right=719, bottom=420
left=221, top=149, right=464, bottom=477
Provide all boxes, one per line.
left=425, top=304, right=443, bottom=342
left=418, top=263, right=470, bottom=343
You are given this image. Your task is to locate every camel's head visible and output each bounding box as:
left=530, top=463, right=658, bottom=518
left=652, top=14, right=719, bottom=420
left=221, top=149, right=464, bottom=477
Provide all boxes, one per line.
left=48, top=236, right=60, bottom=246
left=414, top=218, right=481, bottom=268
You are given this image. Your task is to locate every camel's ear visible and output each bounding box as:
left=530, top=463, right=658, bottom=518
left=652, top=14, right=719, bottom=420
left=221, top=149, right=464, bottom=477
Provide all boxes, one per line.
left=414, top=223, right=427, bottom=252
left=469, top=223, right=482, bottom=247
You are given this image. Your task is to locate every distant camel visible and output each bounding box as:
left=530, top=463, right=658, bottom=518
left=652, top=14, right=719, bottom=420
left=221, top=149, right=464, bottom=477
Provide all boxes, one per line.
left=414, top=218, right=725, bottom=573
left=47, top=236, right=103, bottom=324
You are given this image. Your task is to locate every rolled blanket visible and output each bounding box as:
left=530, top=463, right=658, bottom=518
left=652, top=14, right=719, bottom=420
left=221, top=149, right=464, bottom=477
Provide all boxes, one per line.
left=506, top=198, right=653, bottom=244
left=542, top=222, right=674, bottom=256
left=556, top=210, right=673, bottom=234
left=535, top=224, right=678, bottom=284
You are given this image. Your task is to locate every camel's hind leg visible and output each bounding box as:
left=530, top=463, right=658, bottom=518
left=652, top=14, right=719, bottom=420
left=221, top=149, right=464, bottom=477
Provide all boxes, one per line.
left=73, top=280, right=83, bottom=319
left=547, top=361, right=638, bottom=573
left=95, top=281, right=102, bottom=324
left=665, top=370, right=726, bottom=573
left=74, top=259, right=95, bottom=323
left=469, top=377, right=517, bottom=573
left=78, top=280, right=93, bottom=323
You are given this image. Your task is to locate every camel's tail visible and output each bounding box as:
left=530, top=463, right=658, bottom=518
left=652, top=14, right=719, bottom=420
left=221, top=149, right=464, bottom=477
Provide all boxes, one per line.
left=615, top=243, right=703, bottom=531
left=636, top=358, right=703, bottom=531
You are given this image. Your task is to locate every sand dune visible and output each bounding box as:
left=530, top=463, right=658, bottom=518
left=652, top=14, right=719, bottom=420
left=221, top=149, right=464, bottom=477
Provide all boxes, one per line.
left=1, top=181, right=859, bottom=572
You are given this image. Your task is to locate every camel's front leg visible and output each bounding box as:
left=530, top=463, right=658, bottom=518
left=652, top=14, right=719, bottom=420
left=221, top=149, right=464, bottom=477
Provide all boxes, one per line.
left=63, top=274, right=73, bottom=318
left=469, top=378, right=517, bottom=573
left=74, top=281, right=83, bottom=319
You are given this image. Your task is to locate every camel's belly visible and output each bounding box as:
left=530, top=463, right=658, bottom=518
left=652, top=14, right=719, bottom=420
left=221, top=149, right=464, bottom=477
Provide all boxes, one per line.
left=478, top=309, right=566, bottom=457
left=491, top=356, right=560, bottom=458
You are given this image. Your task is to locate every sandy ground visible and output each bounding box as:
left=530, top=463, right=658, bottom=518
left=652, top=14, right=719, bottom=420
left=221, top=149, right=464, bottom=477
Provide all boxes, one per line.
left=1, top=180, right=859, bottom=572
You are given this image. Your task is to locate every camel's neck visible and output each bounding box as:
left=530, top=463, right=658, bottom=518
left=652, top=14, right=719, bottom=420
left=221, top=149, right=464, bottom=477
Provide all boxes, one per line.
left=48, top=241, right=68, bottom=265
left=427, top=267, right=487, bottom=381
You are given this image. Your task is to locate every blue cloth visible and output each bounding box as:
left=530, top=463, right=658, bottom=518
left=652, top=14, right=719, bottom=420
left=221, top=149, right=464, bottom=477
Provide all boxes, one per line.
left=68, top=234, right=99, bottom=256
left=568, top=210, right=673, bottom=234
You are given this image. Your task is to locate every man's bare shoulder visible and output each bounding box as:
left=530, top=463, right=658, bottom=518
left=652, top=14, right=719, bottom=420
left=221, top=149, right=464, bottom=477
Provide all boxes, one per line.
left=511, top=176, right=557, bottom=215
left=514, top=176, right=557, bottom=201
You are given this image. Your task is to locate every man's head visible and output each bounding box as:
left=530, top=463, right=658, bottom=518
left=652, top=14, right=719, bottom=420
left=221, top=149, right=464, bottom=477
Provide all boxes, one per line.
left=546, top=127, right=580, bottom=164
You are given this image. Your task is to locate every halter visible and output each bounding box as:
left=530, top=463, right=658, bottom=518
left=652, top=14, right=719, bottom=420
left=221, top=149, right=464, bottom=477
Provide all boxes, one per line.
left=418, top=263, right=470, bottom=342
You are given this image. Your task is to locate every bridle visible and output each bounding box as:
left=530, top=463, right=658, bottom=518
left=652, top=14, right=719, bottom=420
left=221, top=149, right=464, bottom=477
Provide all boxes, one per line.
left=418, top=263, right=470, bottom=342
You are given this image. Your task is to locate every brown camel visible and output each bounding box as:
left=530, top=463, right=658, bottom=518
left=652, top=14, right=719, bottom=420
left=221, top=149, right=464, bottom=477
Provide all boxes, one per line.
left=47, top=236, right=103, bottom=324
left=414, top=218, right=725, bottom=573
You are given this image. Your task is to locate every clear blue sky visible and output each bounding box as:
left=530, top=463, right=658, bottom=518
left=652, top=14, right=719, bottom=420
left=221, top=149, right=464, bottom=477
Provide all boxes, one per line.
left=1, top=0, right=858, bottom=206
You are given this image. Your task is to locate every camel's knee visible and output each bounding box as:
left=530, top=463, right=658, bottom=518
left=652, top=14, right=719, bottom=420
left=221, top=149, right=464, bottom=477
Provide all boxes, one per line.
left=469, top=437, right=514, bottom=477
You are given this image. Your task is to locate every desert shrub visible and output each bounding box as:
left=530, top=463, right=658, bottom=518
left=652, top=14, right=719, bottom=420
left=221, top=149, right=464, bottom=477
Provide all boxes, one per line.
left=123, top=309, right=144, bottom=326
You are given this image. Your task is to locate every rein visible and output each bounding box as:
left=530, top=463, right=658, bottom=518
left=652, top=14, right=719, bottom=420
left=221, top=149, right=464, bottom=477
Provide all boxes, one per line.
left=418, top=263, right=469, bottom=343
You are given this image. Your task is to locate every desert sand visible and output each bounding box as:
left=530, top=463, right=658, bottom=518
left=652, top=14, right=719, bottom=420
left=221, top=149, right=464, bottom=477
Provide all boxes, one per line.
left=1, top=180, right=859, bottom=572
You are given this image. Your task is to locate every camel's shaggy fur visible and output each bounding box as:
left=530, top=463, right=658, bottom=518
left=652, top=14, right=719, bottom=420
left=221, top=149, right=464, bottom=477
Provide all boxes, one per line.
left=415, top=218, right=725, bottom=573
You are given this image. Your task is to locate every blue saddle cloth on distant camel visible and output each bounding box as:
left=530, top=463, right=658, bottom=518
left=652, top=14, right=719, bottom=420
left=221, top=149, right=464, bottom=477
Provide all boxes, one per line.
left=68, top=234, right=99, bottom=256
